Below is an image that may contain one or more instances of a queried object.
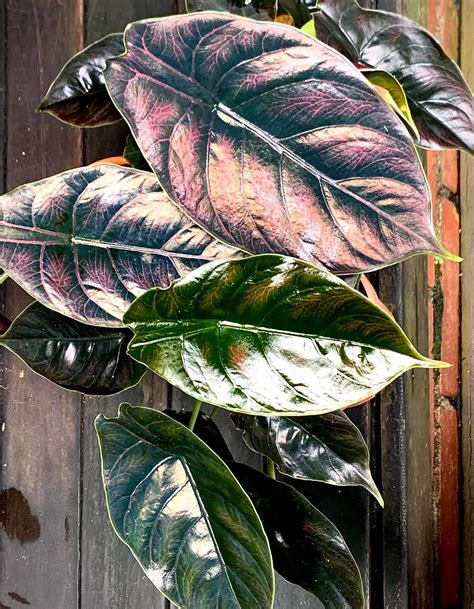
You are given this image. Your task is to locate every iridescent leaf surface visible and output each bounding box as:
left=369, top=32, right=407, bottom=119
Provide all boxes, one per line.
left=238, top=411, right=383, bottom=504
left=229, top=462, right=365, bottom=609
left=0, top=302, right=145, bottom=395
left=0, top=165, right=239, bottom=327
left=125, top=255, right=446, bottom=416
left=105, top=13, right=448, bottom=274
left=186, top=0, right=277, bottom=19
left=96, top=404, right=274, bottom=609
left=38, top=34, right=124, bottom=127
left=314, top=0, right=474, bottom=152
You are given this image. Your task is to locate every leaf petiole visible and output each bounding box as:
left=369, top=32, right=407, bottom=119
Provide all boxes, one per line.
left=266, top=459, right=276, bottom=480
left=188, top=399, right=202, bottom=432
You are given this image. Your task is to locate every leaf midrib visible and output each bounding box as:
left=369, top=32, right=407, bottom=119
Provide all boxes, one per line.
left=0, top=222, right=223, bottom=262
left=215, top=103, right=433, bottom=249
left=131, top=318, right=417, bottom=360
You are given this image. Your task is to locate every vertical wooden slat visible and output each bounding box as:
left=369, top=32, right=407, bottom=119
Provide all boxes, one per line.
left=79, top=5, right=178, bottom=609
left=1, top=2, right=83, bottom=608
left=460, top=0, right=474, bottom=602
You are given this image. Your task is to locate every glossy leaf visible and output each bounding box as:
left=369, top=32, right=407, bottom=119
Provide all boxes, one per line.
left=0, top=165, right=239, bottom=327
left=314, top=0, right=474, bottom=152
left=0, top=302, right=145, bottom=395
left=238, top=412, right=383, bottom=504
left=37, top=34, right=124, bottom=127
left=123, top=133, right=151, bottom=171
left=362, top=69, right=419, bottom=140
left=186, top=0, right=277, bottom=19
left=229, top=462, right=365, bottom=609
left=125, top=255, right=446, bottom=416
left=105, top=13, right=451, bottom=274
left=96, top=404, right=274, bottom=609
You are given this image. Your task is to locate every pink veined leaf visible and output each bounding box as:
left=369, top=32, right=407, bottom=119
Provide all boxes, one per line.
left=104, top=13, right=455, bottom=275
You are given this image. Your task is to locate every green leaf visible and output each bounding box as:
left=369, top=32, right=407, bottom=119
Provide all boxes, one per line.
left=0, top=302, right=145, bottom=395
left=123, top=133, right=151, bottom=171
left=301, top=18, right=316, bottom=37
left=229, top=462, right=365, bottom=609
left=238, top=412, right=383, bottom=505
left=96, top=404, right=274, bottom=609
left=125, top=255, right=447, bottom=416
left=362, top=69, right=419, bottom=140
left=37, top=34, right=124, bottom=127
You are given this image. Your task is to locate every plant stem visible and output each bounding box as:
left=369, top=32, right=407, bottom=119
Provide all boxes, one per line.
left=266, top=458, right=276, bottom=480
left=0, top=272, right=8, bottom=285
left=188, top=399, right=202, bottom=432
left=208, top=405, right=220, bottom=419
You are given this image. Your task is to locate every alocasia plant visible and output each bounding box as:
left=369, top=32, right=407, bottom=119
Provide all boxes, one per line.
left=1, top=2, right=472, bottom=608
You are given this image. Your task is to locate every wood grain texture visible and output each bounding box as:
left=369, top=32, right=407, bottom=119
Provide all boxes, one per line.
left=1, top=2, right=83, bottom=608
left=460, top=0, right=474, bottom=602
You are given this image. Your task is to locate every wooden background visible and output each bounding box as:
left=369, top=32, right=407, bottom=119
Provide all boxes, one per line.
left=0, top=1, right=471, bottom=608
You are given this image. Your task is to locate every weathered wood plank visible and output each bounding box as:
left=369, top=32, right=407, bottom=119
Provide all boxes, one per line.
left=80, top=5, right=177, bottom=609
left=460, top=0, right=473, bottom=601
left=1, top=1, right=84, bottom=608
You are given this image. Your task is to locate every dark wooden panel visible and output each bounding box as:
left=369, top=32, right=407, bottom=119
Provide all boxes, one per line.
left=1, top=2, right=84, bottom=608
left=460, top=0, right=473, bottom=602
left=84, top=0, right=178, bottom=163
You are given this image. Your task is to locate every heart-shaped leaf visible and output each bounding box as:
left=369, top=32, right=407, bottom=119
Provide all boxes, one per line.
left=125, top=255, right=446, bottom=416
left=186, top=0, right=277, bottom=19
left=38, top=34, right=124, bottom=127
left=229, top=462, right=365, bottom=609
left=96, top=404, right=274, bottom=609
left=313, top=0, right=474, bottom=152
left=238, top=411, right=383, bottom=504
left=0, top=165, right=239, bottom=327
left=104, top=13, right=451, bottom=274
left=0, top=302, right=145, bottom=395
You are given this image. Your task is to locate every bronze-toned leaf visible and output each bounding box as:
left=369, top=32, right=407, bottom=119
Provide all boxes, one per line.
left=314, top=0, right=474, bottom=152
left=105, top=13, right=453, bottom=274
left=0, top=165, right=239, bottom=326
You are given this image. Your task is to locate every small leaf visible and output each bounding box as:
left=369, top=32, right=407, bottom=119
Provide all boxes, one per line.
left=229, top=462, right=365, bottom=609
left=314, top=0, right=474, bottom=152
left=96, top=404, right=274, bottom=609
left=186, top=0, right=277, bottom=19
left=105, top=13, right=452, bottom=274
left=125, top=255, right=447, bottom=416
left=123, top=134, right=151, bottom=171
left=238, top=412, right=383, bottom=505
left=362, top=69, right=419, bottom=140
left=38, top=34, right=124, bottom=127
left=301, top=18, right=316, bottom=37
left=0, top=165, right=239, bottom=326
left=0, top=302, right=145, bottom=395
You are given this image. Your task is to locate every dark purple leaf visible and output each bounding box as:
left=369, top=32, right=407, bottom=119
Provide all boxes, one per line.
left=37, top=33, right=124, bottom=127
left=314, top=0, right=474, bottom=152
left=0, top=302, right=145, bottom=395
left=105, top=13, right=453, bottom=275
left=0, top=165, right=239, bottom=327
